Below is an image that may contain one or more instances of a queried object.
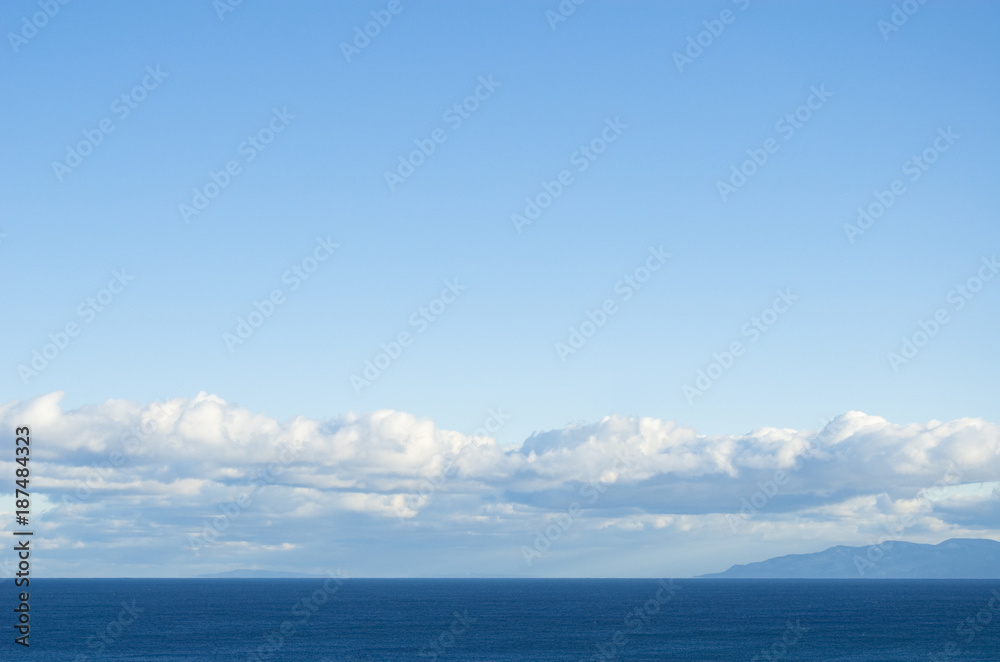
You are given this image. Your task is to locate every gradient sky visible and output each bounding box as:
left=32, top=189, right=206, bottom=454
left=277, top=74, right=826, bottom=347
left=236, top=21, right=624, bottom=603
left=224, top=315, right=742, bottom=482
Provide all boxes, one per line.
left=1, top=0, right=998, bottom=577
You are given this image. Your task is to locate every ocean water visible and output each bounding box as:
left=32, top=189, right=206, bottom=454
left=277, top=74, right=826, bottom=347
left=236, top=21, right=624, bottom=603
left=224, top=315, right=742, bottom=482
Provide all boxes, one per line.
left=2, top=579, right=999, bottom=660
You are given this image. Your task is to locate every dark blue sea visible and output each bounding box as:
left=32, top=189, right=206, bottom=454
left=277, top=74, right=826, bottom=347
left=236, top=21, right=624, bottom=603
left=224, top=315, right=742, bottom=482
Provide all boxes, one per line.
left=3, top=579, right=1000, bottom=660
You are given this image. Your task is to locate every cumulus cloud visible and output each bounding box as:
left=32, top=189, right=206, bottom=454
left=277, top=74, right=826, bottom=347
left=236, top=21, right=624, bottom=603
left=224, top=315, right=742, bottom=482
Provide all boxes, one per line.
left=0, top=392, right=997, bottom=577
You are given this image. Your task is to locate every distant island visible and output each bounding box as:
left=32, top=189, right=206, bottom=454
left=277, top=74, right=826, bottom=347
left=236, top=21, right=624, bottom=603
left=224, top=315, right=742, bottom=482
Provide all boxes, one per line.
left=197, top=570, right=328, bottom=579
left=699, top=538, right=1000, bottom=579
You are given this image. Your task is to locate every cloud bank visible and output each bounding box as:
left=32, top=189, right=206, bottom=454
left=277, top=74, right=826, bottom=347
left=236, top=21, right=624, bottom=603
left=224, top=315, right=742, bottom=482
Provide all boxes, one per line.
left=1, top=392, right=997, bottom=577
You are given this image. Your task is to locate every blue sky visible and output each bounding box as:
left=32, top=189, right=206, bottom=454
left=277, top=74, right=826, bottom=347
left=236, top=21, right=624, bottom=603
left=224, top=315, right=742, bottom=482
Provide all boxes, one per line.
left=1, top=0, right=998, bottom=577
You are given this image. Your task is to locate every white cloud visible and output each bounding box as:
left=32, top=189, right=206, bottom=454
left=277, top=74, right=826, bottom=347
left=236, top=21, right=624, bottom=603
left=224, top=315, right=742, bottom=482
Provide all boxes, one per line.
left=1, top=392, right=997, bottom=577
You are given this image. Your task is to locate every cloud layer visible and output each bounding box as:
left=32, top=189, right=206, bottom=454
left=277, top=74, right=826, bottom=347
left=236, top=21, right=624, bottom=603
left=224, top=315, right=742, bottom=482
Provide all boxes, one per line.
left=1, top=392, right=997, bottom=577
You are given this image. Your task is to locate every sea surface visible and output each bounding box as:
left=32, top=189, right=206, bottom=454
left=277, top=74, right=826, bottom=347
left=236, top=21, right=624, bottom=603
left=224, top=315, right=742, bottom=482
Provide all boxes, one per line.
left=2, top=579, right=999, bottom=660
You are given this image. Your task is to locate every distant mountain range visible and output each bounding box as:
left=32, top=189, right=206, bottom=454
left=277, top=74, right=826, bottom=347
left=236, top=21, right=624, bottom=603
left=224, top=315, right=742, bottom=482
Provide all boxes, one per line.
left=197, top=570, right=327, bottom=579
left=699, top=538, right=1000, bottom=579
